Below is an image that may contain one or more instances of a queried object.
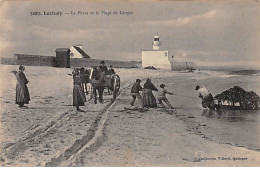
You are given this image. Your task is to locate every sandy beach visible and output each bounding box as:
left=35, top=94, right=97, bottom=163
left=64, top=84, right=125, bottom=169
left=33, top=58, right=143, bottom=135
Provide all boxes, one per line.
left=0, top=65, right=259, bottom=166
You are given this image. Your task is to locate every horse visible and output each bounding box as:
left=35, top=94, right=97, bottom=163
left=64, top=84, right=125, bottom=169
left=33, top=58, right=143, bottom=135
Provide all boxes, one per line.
left=88, top=67, right=121, bottom=103
left=90, top=67, right=106, bottom=104
left=79, top=67, right=90, bottom=95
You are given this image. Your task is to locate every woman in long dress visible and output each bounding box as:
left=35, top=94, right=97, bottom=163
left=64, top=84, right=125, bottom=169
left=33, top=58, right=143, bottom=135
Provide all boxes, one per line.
left=15, top=65, right=30, bottom=107
left=72, top=69, right=86, bottom=111
left=142, top=78, right=158, bottom=108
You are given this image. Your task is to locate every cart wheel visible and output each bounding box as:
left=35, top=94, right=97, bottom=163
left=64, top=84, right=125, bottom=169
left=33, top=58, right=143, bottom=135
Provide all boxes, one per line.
left=112, top=75, right=120, bottom=100
left=113, top=84, right=117, bottom=100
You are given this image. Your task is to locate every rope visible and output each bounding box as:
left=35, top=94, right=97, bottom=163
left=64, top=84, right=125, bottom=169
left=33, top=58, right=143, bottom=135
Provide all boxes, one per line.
left=172, top=93, right=200, bottom=100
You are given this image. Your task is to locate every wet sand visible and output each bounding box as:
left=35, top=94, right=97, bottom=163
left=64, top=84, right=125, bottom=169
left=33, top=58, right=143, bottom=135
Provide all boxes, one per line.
left=158, top=75, right=260, bottom=152
left=61, top=73, right=260, bottom=166
left=0, top=65, right=259, bottom=166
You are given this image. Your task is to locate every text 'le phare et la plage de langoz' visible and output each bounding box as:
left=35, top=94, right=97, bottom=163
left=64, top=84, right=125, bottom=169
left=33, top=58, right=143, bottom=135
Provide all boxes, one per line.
left=30, top=10, right=134, bottom=16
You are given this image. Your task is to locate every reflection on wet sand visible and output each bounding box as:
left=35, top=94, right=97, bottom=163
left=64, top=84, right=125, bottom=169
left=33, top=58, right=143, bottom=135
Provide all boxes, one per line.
left=201, top=109, right=256, bottom=121
left=198, top=108, right=260, bottom=151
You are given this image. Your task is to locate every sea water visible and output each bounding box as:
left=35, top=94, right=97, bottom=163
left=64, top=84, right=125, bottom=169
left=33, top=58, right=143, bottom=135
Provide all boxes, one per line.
left=170, top=70, right=260, bottom=151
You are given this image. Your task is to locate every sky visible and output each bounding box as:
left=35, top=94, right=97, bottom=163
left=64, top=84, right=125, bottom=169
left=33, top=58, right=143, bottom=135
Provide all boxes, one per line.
left=0, top=0, right=260, bottom=67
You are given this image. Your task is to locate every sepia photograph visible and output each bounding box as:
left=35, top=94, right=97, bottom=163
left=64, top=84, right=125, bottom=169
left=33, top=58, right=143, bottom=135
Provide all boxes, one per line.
left=0, top=0, right=259, bottom=167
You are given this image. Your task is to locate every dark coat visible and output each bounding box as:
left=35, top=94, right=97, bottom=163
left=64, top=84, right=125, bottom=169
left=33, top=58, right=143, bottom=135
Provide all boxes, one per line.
left=131, top=83, right=143, bottom=93
left=143, top=81, right=158, bottom=108
left=73, top=75, right=86, bottom=107
left=99, top=65, right=108, bottom=73
left=144, top=82, right=158, bottom=91
left=15, top=71, right=30, bottom=104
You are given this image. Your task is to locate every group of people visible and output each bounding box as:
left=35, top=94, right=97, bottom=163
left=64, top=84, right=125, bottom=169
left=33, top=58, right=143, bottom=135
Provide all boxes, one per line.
left=72, top=60, right=116, bottom=110
left=130, top=79, right=220, bottom=111
left=95, top=60, right=115, bottom=76
left=130, top=78, right=174, bottom=109
left=13, top=64, right=219, bottom=111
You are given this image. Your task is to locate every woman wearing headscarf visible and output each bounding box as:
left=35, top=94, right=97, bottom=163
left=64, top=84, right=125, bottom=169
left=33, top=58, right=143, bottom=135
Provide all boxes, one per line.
left=72, top=69, right=86, bottom=111
left=14, top=65, right=30, bottom=107
left=142, top=78, right=158, bottom=108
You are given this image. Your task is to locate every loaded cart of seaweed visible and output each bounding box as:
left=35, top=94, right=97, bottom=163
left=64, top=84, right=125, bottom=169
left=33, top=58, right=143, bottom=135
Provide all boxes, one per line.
left=215, top=86, right=260, bottom=110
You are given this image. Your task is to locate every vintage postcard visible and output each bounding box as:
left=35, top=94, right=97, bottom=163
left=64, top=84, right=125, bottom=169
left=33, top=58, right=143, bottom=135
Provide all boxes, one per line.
left=0, top=0, right=259, bottom=167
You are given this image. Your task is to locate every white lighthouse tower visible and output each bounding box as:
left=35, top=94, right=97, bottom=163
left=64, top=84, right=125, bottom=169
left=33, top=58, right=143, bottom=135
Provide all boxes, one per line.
left=142, top=36, right=171, bottom=69
left=153, top=36, right=161, bottom=50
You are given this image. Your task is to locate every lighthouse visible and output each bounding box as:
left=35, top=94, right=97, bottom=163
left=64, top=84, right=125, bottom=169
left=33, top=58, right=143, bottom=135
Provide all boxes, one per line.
left=141, top=36, right=171, bottom=69
left=153, top=36, right=161, bottom=50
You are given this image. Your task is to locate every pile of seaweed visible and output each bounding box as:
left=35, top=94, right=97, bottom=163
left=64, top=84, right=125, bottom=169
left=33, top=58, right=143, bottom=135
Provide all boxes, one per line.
left=229, top=70, right=260, bottom=75
left=144, top=66, right=157, bottom=70
left=215, top=86, right=260, bottom=110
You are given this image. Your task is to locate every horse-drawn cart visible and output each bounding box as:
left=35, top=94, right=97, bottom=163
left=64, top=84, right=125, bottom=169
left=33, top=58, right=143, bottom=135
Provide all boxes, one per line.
left=87, top=68, right=120, bottom=102
left=71, top=67, right=121, bottom=103
left=104, top=74, right=121, bottom=100
left=201, top=86, right=260, bottom=111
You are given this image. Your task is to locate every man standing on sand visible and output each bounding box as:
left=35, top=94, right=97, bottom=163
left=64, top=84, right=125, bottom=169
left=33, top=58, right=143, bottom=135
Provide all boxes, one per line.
left=130, top=79, right=143, bottom=107
left=157, top=84, right=174, bottom=109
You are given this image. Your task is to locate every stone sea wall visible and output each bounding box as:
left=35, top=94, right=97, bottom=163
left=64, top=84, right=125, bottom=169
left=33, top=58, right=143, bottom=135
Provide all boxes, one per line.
left=1, top=54, right=138, bottom=68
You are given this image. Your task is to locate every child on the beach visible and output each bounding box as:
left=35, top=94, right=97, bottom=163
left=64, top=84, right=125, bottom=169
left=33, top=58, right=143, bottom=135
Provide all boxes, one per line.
left=157, top=84, right=174, bottom=109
